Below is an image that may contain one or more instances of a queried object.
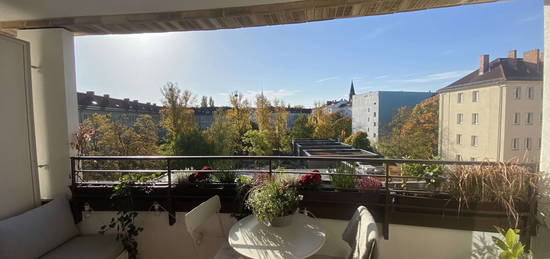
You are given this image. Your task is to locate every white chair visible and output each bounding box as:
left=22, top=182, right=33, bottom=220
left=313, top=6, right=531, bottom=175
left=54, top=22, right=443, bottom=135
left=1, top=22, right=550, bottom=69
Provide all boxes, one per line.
left=184, top=195, right=241, bottom=259
left=311, top=206, right=378, bottom=259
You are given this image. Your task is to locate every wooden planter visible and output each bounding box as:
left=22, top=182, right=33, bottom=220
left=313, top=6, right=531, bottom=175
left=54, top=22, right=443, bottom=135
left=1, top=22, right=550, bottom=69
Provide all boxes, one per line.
left=299, top=189, right=385, bottom=220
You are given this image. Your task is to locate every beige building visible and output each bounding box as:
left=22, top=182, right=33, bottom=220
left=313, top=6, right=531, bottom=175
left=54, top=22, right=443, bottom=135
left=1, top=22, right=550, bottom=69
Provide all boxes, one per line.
left=438, top=49, right=543, bottom=162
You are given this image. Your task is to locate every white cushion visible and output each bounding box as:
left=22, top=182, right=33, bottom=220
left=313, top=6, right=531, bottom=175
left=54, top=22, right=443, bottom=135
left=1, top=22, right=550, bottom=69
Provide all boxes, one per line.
left=40, top=234, right=123, bottom=259
left=0, top=198, right=79, bottom=259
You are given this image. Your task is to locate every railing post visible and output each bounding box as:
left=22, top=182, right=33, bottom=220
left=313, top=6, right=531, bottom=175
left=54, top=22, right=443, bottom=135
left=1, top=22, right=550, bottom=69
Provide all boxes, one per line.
left=167, top=159, right=176, bottom=225
left=383, top=162, right=390, bottom=240
left=268, top=159, right=273, bottom=177
left=70, top=157, right=76, bottom=189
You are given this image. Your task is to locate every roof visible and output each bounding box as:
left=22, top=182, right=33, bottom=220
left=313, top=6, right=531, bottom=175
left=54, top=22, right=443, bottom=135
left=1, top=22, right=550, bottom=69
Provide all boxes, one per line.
left=438, top=58, right=543, bottom=92
left=78, top=92, right=162, bottom=113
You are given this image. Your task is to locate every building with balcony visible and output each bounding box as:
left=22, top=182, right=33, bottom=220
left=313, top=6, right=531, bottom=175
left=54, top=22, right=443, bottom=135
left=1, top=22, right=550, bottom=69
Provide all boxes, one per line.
left=352, top=91, right=434, bottom=143
left=437, top=49, right=543, bottom=162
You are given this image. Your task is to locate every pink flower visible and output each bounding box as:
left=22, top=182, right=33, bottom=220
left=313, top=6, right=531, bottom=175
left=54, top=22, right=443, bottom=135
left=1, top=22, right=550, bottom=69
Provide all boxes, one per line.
left=356, top=176, right=382, bottom=191
left=300, top=170, right=322, bottom=186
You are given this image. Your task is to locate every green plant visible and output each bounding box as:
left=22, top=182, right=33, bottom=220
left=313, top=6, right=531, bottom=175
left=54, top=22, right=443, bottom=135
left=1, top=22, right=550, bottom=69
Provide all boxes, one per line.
left=246, top=178, right=301, bottom=225
left=232, top=175, right=253, bottom=219
left=212, top=160, right=237, bottom=183
left=330, top=163, right=357, bottom=189
left=100, top=173, right=158, bottom=259
left=445, top=162, right=537, bottom=227
left=402, top=157, right=444, bottom=189
left=492, top=228, right=533, bottom=259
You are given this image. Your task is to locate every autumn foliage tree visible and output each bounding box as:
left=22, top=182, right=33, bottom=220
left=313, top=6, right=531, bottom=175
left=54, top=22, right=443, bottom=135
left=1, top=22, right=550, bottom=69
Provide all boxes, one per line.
left=377, top=95, right=439, bottom=159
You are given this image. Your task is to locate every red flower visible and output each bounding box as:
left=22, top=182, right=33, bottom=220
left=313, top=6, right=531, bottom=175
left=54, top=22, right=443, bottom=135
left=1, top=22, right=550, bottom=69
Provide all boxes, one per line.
left=356, top=176, right=381, bottom=191
left=300, top=170, right=321, bottom=186
left=188, top=166, right=211, bottom=183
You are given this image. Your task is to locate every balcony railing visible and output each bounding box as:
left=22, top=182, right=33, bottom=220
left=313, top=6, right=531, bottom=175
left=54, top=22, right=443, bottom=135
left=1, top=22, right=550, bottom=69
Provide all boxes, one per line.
left=70, top=156, right=539, bottom=245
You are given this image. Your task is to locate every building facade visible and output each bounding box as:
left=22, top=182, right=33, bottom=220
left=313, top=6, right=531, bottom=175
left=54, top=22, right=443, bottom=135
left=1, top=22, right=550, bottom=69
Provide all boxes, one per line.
left=352, top=91, right=434, bottom=143
left=78, top=92, right=311, bottom=130
left=438, top=49, right=543, bottom=162
left=78, top=91, right=162, bottom=125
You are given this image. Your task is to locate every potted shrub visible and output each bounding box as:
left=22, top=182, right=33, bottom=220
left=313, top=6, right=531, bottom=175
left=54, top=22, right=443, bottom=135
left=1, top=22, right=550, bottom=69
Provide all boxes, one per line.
left=246, top=178, right=301, bottom=227
left=356, top=176, right=382, bottom=191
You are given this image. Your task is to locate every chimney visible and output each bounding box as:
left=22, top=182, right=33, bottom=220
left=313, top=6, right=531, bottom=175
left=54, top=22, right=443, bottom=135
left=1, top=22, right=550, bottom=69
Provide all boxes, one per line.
left=133, top=100, right=138, bottom=103
left=523, top=49, right=540, bottom=65
left=508, top=50, right=517, bottom=59
left=479, top=55, right=489, bottom=75
left=124, top=98, right=130, bottom=102
left=103, top=94, right=110, bottom=99
left=86, top=91, right=95, bottom=96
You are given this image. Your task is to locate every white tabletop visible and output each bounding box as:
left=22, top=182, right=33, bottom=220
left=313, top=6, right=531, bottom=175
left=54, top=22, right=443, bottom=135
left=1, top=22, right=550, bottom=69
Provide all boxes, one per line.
left=228, top=213, right=326, bottom=259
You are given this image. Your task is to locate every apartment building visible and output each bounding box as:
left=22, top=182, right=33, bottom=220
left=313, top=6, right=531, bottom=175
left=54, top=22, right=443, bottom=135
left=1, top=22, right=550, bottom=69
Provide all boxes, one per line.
left=352, top=91, right=434, bottom=143
left=438, top=49, right=543, bottom=162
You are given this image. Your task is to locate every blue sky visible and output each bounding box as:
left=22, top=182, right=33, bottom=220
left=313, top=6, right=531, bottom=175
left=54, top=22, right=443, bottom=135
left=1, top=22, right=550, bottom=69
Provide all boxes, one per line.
left=75, top=0, right=543, bottom=107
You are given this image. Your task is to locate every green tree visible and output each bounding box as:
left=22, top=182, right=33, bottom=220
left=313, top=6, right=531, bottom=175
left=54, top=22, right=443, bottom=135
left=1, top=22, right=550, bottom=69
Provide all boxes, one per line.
left=309, top=102, right=335, bottom=139
left=242, top=130, right=273, bottom=156
left=333, top=116, right=352, bottom=141
left=344, top=131, right=373, bottom=151
left=227, top=91, right=253, bottom=155
left=200, top=96, right=208, bottom=108
left=272, top=99, right=291, bottom=154
left=291, top=114, right=314, bottom=139
left=208, top=96, right=215, bottom=107
left=160, top=82, right=196, bottom=154
left=206, top=109, right=234, bottom=155
left=377, top=96, right=439, bottom=159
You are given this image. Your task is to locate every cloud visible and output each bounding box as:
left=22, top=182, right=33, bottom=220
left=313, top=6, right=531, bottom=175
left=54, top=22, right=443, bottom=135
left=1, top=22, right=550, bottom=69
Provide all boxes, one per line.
left=392, top=70, right=470, bottom=83
left=364, top=27, right=389, bottom=39
left=374, top=75, right=389, bottom=80
left=316, top=76, right=338, bottom=83
left=442, top=49, right=455, bottom=55
left=243, top=89, right=300, bottom=100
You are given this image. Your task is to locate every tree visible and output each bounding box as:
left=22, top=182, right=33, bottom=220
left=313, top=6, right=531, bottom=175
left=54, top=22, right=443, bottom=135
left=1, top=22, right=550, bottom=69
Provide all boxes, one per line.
left=291, top=114, right=314, bottom=139
left=333, top=116, right=352, bottom=141
left=272, top=99, right=291, bottom=154
left=173, top=128, right=212, bottom=169
left=208, top=97, right=215, bottom=107
left=255, top=93, right=272, bottom=132
left=226, top=91, right=253, bottom=155
left=377, top=96, right=439, bottom=159
left=160, top=82, right=196, bottom=155
left=309, top=102, right=335, bottom=139
left=206, top=109, right=234, bottom=155
left=344, top=131, right=373, bottom=151
left=242, top=130, right=273, bottom=156
left=200, top=96, right=208, bottom=108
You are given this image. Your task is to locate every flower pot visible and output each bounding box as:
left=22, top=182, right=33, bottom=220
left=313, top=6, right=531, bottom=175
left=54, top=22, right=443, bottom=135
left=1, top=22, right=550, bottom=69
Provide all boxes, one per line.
left=267, top=213, right=295, bottom=227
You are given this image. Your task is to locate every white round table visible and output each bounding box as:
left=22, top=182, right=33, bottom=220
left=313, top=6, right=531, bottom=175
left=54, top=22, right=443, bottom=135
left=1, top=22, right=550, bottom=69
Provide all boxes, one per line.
left=228, top=213, right=326, bottom=259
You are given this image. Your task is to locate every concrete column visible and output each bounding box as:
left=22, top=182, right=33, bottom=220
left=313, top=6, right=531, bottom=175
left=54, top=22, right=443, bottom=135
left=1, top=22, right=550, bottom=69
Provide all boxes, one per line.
left=18, top=29, right=78, bottom=199
left=532, top=1, right=550, bottom=258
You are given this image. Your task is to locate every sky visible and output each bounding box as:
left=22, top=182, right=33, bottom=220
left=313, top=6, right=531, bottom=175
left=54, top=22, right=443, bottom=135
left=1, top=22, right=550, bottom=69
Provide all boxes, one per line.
left=74, top=0, right=543, bottom=107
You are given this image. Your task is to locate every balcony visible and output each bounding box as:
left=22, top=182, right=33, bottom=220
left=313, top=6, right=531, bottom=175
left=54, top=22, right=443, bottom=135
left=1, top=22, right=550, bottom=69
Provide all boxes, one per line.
left=68, top=155, right=537, bottom=258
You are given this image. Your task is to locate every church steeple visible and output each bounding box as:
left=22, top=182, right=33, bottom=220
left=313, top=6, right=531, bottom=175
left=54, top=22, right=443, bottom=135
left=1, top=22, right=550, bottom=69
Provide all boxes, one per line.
left=349, top=81, right=356, bottom=103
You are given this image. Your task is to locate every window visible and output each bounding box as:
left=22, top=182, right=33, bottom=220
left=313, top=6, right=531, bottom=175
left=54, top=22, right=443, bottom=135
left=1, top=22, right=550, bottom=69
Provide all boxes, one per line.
left=512, top=138, right=520, bottom=150
left=539, top=138, right=542, bottom=149
left=457, top=113, right=464, bottom=124
left=374, top=112, right=377, bottom=117
left=368, top=117, right=370, bottom=122
left=456, top=134, right=462, bottom=144
left=456, top=154, right=462, bottom=161
left=471, top=135, right=478, bottom=147
left=470, top=157, right=476, bottom=161
left=526, top=112, right=533, bottom=125
left=472, top=113, right=479, bottom=124
left=368, top=108, right=370, bottom=112
left=527, top=87, right=534, bottom=99
left=472, top=91, right=479, bottom=102
left=513, top=113, right=521, bottom=125
left=526, top=138, right=532, bottom=150
left=457, top=93, right=464, bottom=103
left=373, top=133, right=377, bottom=138
left=374, top=122, right=377, bottom=126
left=513, top=87, right=521, bottom=99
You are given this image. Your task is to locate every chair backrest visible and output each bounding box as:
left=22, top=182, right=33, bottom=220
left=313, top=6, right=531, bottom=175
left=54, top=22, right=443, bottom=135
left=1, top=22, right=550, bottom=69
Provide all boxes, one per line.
left=342, top=206, right=378, bottom=259
left=184, top=195, right=222, bottom=244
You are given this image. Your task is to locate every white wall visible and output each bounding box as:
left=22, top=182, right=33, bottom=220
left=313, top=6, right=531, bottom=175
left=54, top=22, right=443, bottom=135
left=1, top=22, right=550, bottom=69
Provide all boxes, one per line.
left=80, top=212, right=485, bottom=259
left=533, top=1, right=550, bottom=258
left=18, top=28, right=79, bottom=200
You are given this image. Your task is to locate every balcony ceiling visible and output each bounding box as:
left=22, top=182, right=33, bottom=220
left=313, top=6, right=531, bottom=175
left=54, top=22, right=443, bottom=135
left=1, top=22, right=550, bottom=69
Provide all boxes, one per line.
left=0, top=0, right=501, bottom=35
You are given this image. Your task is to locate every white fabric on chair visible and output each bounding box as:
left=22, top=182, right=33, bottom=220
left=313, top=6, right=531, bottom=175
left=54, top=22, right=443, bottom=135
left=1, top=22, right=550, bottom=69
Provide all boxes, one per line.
left=342, top=206, right=378, bottom=259
left=185, top=195, right=239, bottom=258
left=39, top=234, right=123, bottom=259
